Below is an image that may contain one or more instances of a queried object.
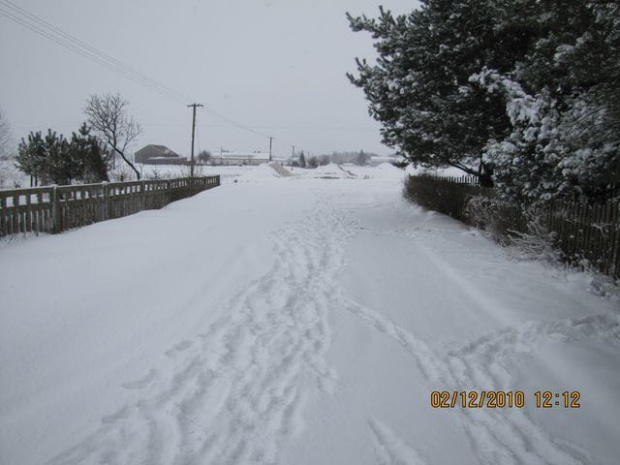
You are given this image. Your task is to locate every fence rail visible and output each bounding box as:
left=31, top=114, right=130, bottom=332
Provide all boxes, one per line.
left=0, top=176, right=220, bottom=237
left=407, top=175, right=620, bottom=279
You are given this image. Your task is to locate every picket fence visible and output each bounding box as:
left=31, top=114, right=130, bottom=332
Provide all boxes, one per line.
left=0, top=176, right=220, bottom=237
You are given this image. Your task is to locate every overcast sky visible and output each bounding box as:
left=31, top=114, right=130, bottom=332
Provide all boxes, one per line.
left=0, top=0, right=419, bottom=159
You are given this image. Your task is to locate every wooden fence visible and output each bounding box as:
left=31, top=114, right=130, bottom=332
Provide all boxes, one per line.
left=408, top=174, right=620, bottom=279
left=432, top=175, right=480, bottom=185
left=542, top=199, right=620, bottom=278
left=0, top=176, right=220, bottom=237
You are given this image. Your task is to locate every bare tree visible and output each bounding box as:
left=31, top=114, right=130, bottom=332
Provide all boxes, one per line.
left=197, top=149, right=212, bottom=163
left=84, top=93, right=142, bottom=179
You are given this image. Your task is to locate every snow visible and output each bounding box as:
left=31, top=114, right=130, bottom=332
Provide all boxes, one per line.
left=138, top=163, right=254, bottom=184
left=404, top=163, right=466, bottom=178
left=0, top=162, right=260, bottom=191
left=0, top=157, right=29, bottom=189
left=1, top=163, right=618, bottom=465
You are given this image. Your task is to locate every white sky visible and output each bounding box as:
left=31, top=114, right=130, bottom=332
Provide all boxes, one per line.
left=0, top=0, right=419, bottom=158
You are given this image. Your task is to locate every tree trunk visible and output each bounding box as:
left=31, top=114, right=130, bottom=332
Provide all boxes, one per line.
left=478, top=161, right=494, bottom=188
left=115, top=148, right=141, bottom=180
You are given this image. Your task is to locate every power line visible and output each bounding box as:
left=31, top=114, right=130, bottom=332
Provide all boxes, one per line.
left=199, top=106, right=271, bottom=139
left=0, top=0, right=314, bottom=153
left=0, top=0, right=191, bottom=104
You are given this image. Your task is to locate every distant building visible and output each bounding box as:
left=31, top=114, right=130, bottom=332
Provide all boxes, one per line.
left=212, top=151, right=270, bottom=166
left=135, top=145, right=187, bottom=165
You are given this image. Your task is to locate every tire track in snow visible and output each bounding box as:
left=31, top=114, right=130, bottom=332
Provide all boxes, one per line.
left=48, top=198, right=357, bottom=465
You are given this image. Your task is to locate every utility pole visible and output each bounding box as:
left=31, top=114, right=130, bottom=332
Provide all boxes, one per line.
left=269, top=136, right=273, bottom=162
left=187, top=103, right=203, bottom=177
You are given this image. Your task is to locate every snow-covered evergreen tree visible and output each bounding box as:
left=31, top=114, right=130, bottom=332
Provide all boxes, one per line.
left=475, top=1, right=620, bottom=201
left=16, top=126, right=111, bottom=186
left=39, top=130, right=75, bottom=186
left=348, top=0, right=619, bottom=202
left=347, top=1, right=535, bottom=186
left=15, top=130, right=76, bottom=186
left=69, top=124, right=111, bottom=183
left=15, top=131, right=47, bottom=186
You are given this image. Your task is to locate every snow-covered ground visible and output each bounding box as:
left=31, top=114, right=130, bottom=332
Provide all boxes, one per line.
left=137, top=163, right=257, bottom=184
left=1, top=163, right=618, bottom=465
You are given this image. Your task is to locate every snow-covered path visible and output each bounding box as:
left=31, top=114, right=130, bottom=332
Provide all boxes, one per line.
left=47, top=198, right=357, bottom=465
left=1, top=164, right=619, bottom=465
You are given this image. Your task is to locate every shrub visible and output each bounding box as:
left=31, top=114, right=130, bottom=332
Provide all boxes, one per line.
left=464, top=195, right=525, bottom=243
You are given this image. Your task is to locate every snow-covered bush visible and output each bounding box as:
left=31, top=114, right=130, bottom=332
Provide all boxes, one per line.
left=503, top=207, right=562, bottom=263
left=464, top=195, right=514, bottom=242
left=474, top=69, right=620, bottom=203
left=463, top=194, right=562, bottom=264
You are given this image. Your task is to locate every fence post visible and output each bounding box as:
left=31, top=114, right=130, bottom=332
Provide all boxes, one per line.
left=0, top=194, right=6, bottom=236
left=51, top=185, right=60, bottom=234
left=11, top=193, right=18, bottom=234
left=141, top=180, right=146, bottom=210
left=102, top=182, right=109, bottom=221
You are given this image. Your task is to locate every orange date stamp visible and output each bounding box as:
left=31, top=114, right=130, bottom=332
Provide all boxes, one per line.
left=430, top=390, right=581, bottom=409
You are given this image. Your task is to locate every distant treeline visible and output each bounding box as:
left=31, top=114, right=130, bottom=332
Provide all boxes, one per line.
left=291, top=150, right=380, bottom=168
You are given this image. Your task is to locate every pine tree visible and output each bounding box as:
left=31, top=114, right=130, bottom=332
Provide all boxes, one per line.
left=349, top=0, right=619, bottom=201
left=42, top=130, right=75, bottom=185
left=16, top=130, right=76, bottom=185
left=16, top=125, right=111, bottom=186
left=69, top=124, right=110, bottom=183
left=475, top=1, right=620, bottom=201
left=347, top=1, right=534, bottom=186
left=15, top=131, right=47, bottom=186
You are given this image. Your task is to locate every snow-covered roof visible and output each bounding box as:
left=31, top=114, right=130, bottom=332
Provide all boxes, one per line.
left=217, top=151, right=271, bottom=158
left=135, top=145, right=181, bottom=158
